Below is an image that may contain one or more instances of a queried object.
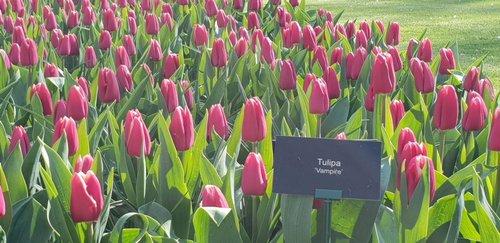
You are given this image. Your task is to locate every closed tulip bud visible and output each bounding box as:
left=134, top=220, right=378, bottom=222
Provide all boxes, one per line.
left=233, top=38, right=248, bottom=58
left=410, top=58, right=435, bottom=93
left=9, top=43, right=20, bottom=65
left=475, top=79, right=495, bottom=102
left=0, top=0, right=6, bottom=13
left=20, top=38, right=38, bottom=67
left=211, top=39, right=227, bottom=68
left=289, top=21, right=303, bottom=46
left=123, top=35, right=136, bottom=56
left=309, top=78, right=330, bottom=115
left=180, top=80, right=194, bottom=110
left=249, top=0, right=262, bottom=11
left=50, top=29, right=62, bottom=49
left=333, top=23, right=347, bottom=42
left=82, top=6, right=96, bottom=26
left=208, top=104, right=229, bottom=140
left=335, top=132, right=347, bottom=140
left=170, top=107, right=195, bottom=151
left=67, top=10, right=79, bottom=29
left=406, top=38, right=419, bottom=60
left=371, top=53, right=397, bottom=94
left=342, top=21, right=354, bottom=39
left=145, top=13, right=159, bottom=35
left=160, top=79, right=179, bottom=113
left=439, top=48, right=456, bottom=75
left=146, top=39, right=162, bottom=62
left=279, top=60, right=297, bottom=91
left=163, top=53, right=180, bottom=78
left=398, top=127, right=417, bottom=155
left=178, top=0, right=189, bottom=5
left=243, top=97, right=267, bottom=142
left=355, top=30, right=368, bottom=49
left=100, top=0, right=110, bottom=9
left=98, top=68, right=120, bottom=103
left=53, top=116, right=79, bottom=156
left=75, top=155, right=93, bottom=173
left=229, top=31, right=238, bottom=46
left=242, top=152, right=268, bottom=196
left=303, top=73, right=316, bottom=92
left=205, top=0, right=218, bottom=17
left=67, top=86, right=88, bottom=121
left=77, top=77, right=90, bottom=100
left=364, top=85, right=375, bottom=112
left=128, top=17, right=137, bottom=35
left=405, top=155, right=436, bottom=202
left=386, top=22, right=400, bottom=46
left=276, top=7, right=291, bottom=27
left=372, top=46, right=383, bottom=56
left=330, top=47, right=343, bottom=65
left=463, top=96, right=488, bottom=132
left=70, top=171, right=103, bottom=222
left=31, top=83, right=53, bottom=116
left=84, top=47, right=97, bottom=68
left=251, top=29, right=264, bottom=51
left=99, top=31, right=112, bottom=50
left=233, top=0, right=243, bottom=10
left=0, top=50, right=10, bottom=70
left=44, top=63, right=59, bottom=78
left=124, top=110, right=151, bottom=157
left=161, top=13, right=173, bottom=30
left=45, top=11, right=57, bottom=31
left=239, top=27, right=250, bottom=41
left=103, top=9, right=118, bottom=32
left=193, top=24, right=209, bottom=46
left=248, top=11, right=260, bottom=30
left=323, top=66, right=340, bottom=99
left=417, top=38, right=433, bottom=62
left=346, top=47, right=368, bottom=81
left=4, top=16, right=14, bottom=33
left=433, top=85, right=459, bottom=130
left=388, top=46, right=402, bottom=71
left=261, top=38, right=276, bottom=68
left=53, top=100, right=67, bottom=123
left=390, top=100, right=405, bottom=128
left=12, top=26, right=25, bottom=45
left=57, top=35, right=71, bottom=56
left=117, top=65, right=134, bottom=92
left=489, top=108, right=500, bottom=151
left=374, top=20, right=384, bottom=33
left=140, top=0, right=152, bottom=10
left=202, top=185, right=229, bottom=208
left=464, top=67, right=479, bottom=91
left=216, top=10, right=229, bottom=28
left=397, top=142, right=428, bottom=188
left=115, top=46, right=131, bottom=69
left=359, top=21, right=371, bottom=39
left=117, top=0, right=127, bottom=7
left=312, top=46, right=328, bottom=71
left=68, top=34, right=79, bottom=56
left=9, top=126, right=30, bottom=157
left=303, top=25, right=317, bottom=51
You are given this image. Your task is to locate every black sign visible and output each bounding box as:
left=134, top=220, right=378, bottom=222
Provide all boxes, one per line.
left=273, top=136, right=382, bottom=201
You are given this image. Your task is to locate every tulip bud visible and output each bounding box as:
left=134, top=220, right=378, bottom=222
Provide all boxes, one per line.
left=67, top=86, right=88, bottom=121
left=251, top=29, right=264, bottom=51
left=398, top=127, right=417, bottom=155
left=410, top=58, right=435, bottom=93
left=53, top=116, right=79, bottom=156
left=371, top=53, right=397, bottom=94
left=12, top=26, right=25, bottom=45
left=0, top=49, right=10, bottom=70
left=279, top=60, right=297, bottom=91
left=397, top=142, right=428, bottom=188
left=180, top=80, right=194, bottom=110
left=202, top=185, right=229, bottom=208
left=335, top=132, right=347, bottom=140
left=115, top=46, right=131, bottom=69
left=372, top=46, right=383, bottom=56
left=355, top=30, right=368, bottom=49
left=243, top=97, right=267, bottom=142
left=170, top=107, right=195, bottom=151
left=463, top=96, right=488, bottom=132
left=309, top=78, right=330, bottom=115
left=475, top=78, right=495, bottom=102
left=232, top=38, right=247, bottom=58
left=302, top=25, right=317, bottom=51
left=261, top=38, right=276, bottom=68
left=276, top=7, right=291, bottom=28
left=161, top=13, right=173, bottom=30
left=20, top=38, right=38, bottom=67
left=388, top=46, right=402, bottom=71
left=359, top=21, right=372, bottom=39
left=9, top=43, right=20, bottom=65
left=160, top=79, right=179, bottom=113
left=100, top=31, right=112, bottom=50
left=208, top=104, right=229, bottom=140
left=330, top=47, right=343, bottom=65
left=67, top=10, right=79, bottom=29
left=98, top=68, right=120, bottom=103
left=178, top=0, right=189, bottom=5
left=233, top=0, right=243, bottom=10
left=9, top=126, right=31, bottom=157
left=249, top=0, right=262, bottom=11
left=242, top=152, right=268, bottom=196
left=163, top=53, right=180, bottom=78
left=140, top=0, right=152, bottom=10
left=128, top=17, right=137, bottom=35
left=323, top=66, right=340, bottom=99
left=103, top=9, right=118, bottom=32
left=31, top=83, right=53, bottom=116
left=82, top=6, right=96, bottom=26
left=386, top=22, right=400, bottom=46
left=77, top=77, right=91, bottom=100
left=375, top=20, right=385, bottom=33
left=124, top=110, right=151, bottom=157
left=71, top=171, right=103, bottom=222
left=148, top=39, right=163, bottom=62
left=68, top=34, right=79, bottom=56
left=405, top=155, right=436, bottom=202
left=53, top=100, right=68, bottom=123
left=433, top=85, right=459, bottom=130
left=290, top=0, right=300, bottom=7
left=417, top=38, right=433, bottom=62
left=145, top=13, right=159, bottom=35
left=303, top=73, right=316, bottom=92
left=284, top=21, right=302, bottom=48
left=364, top=85, right=375, bottom=112
left=57, top=35, right=72, bottom=57
left=216, top=10, right=229, bottom=28
left=75, top=155, right=94, bottom=173
left=247, top=11, right=260, bottom=30
left=390, top=100, right=405, bottom=128
left=45, top=11, right=57, bottom=31
left=406, top=38, right=419, bottom=60
left=211, top=38, right=228, bottom=68
left=312, top=46, right=328, bottom=71
left=193, top=24, right=209, bottom=46
left=44, top=63, right=59, bottom=78
left=346, top=21, right=356, bottom=39
left=205, top=0, right=218, bottom=17
left=332, top=24, right=346, bottom=42
left=229, top=31, right=238, bottom=46
left=439, top=48, right=456, bottom=75
left=489, top=108, right=500, bottom=151
left=117, top=0, right=128, bottom=7
left=84, top=47, right=97, bottom=68
left=346, top=47, right=368, bottom=81
left=464, top=67, right=479, bottom=91
left=117, top=65, right=134, bottom=92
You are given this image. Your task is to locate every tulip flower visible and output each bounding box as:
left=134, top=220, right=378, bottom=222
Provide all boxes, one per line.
left=229, top=32, right=238, bottom=46
left=335, top=132, right=347, bottom=140
left=249, top=0, right=262, bottom=11
left=290, top=0, right=300, bottom=7
left=148, top=39, right=163, bottom=62
left=0, top=185, right=5, bottom=217
left=418, top=38, right=433, bottom=62
left=388, top=46, right=402, bottom=71
left=169, top=107, right=195, bottom=151
left=260, top=38, right=275, bottom=68
left=20, top=38, right=38, bottom=67
left=163, top=53, right=180, bottom=78
left=180, top=80, right=194, bottom=110
left=122, top=35, right=136, bottom=57
left=100, top=31, right=112, bottom=50
left=75, top=155, right=94, bottom=173
left=375, top=20, right=385, bottom=33
left=67, top=10, right=79, bottom=29
left=161, top=13, right=174, bottom=30
left=45, top=11, right=57, bottom=31
left=276, top=7, right=291, bottom=27
left=82, top=6, right=96, bottom=26
left=331, top=47, right=343, bottom=65
left=77, top=77, right=90, bottom=100
left=398, top=128, right=417, bottom=155
left=323, top=66, right=340, bottom=99
left=115, top=46, right=131, bottom=69
left=128, top=17, right=137, bottom=35
left=312, top=46, right=329, bottom=71
left=178, top=0, right=189, bottom=5
left=103, top=9, right=118, bottom=32
left=489, top=108, right=500, bottom=151
left=433, top=85, right=459, bottom=130
left=355, top=30, right=368, bottom=49
left=279, top=60, right=297, bottom=91
left=242, top=153, right=268, bottom=196
left=53, top=116, right=79, bottom=156
left=243, top=97, right=267, bottom=142
left=364, top=85, right=375, bottom=112
left=303, top=73, right=316, bottom=92
left=67, top=86, right=88, bottom=121
left=346, top=47, right=368, bottom=81
left=464, top=67, right=480, bottom=91
left=9, top=126, right=30, bottom=157
left=372, top=46, right=383, bottom=56
left=251, top=29, right=264, bottom=52
left=9, top=43, right=20, bottom=65
left=205, top=0, right=218, bottom=17
left=193, top=24, right=209, bottom=46
left=208, top=104, right=229, bottom=140
left=0, top=50, right=10, bottom=70
left=145, top=13, right=159, bottom=35
left=233, top=0, right=243, bottom=10
left=406, top=38, right=419, bottom=60
left=235, top=38, right=248, bottom=58
left=287, top=21, right=303, bottom=47
left=410, top=58, right=435, bottom=93
left=386, top=22, right=400, bottom=46
left=309, top=78, right=330, bottom=115
left=53, top=100, right=68, bottom=123
left=475, top=79, right=495, bottom=102
left=463, top=96, right=488, bottom=132
left=160, top=79, right=179, bottom=113
left=84, top=47, right=97, bottom=68
left=12, top=26, right=25, bottom=45
left=344, top=21, right=355, bottom=39
left=57, top=35, right=72, bottom=56
left=390, top=100, right=405, bottom=128
left=31, top=83, right=53, bottom=116
left=202, top=185, right=229, bottom=208
left=70, top=171, right=103, bottom=222
left=124, top=110, right=151, bottom=157
left=117, top=65, right=134, bottom=92
left=405, top=155, right=436, bottom=202
left=397, top=142, right=428, bottom=189
left=211, top=38, right=228, bottom=68
left=44, top=64, right=59, bottom=78
left=439, top=48, right=456, bottom=75
left=98, top=68, right=121, bottom=104
left=303, top=25, right=317, bottom=51
left=371, top=53, right=397, bottom=94
left=248, top=11, right=260, bottom=30
left=359, top=21, right=372, bottom=39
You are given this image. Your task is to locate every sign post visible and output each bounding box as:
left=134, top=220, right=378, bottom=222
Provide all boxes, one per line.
left=273, top=136, right=382, bottom=242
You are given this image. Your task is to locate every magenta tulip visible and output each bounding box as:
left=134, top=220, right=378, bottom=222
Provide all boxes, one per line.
left=405, top=155, right=436, bottom=202
left=464, top=67, right=480, bottom=91
left=115, top=46, right=131, bottom=69
left=463, top=96, right=488, bottom=132
left=433, top=85, right=459, bottom=130
left=208, top=104, right=229, bottom=140
left=439, top=48, right=456, bottom=75
left=116, top=65, right=134, bottom=92
left=202, top=185, right=229, bottom=208
left=242, top=97, right=267, bottom=142
left=410, top=58, right=435, bottom=93
left=53, top=116, right=79, bottom=156
left=309, top=78, right=330, bottom=115
left=148, top=39, right=163, bottom=62
left=163, top=53, right=180, bottom=78
left=84, top=47, right=97, bottom=68
left=124, top=110, right=151, bottom=157
left=20, top=38, right=38, bottom=66
left=75, top=155, right=94, bottom=173
left=386, top=22, right=400, bottom=46
left=242, top=152, right=268, bottom=196
left=9, top=126, right=30, bottom=157
left=30, top=83, right=53, bottom=116
left=211, top=38, right=228, bottom=68
left=390, top=100, right=405, bottom=128
left=70, top=171, right=103, bottom=222
left=160, top=79, right=179, bottom=113
left=418, top=38, right=433, bottom=62
left=193, top=24, right=209, bottom=46
left=67, top=85, right=88, bottom=121
left=371, top=53, right=397, bottom=94
left=98, top=68, right=120, bottom=104
left=279, top=60, right=297, bottom=91
left=169, top=107, right=195, bottom=151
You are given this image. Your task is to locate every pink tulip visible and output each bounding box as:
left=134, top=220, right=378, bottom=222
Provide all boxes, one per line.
left=242, top=152, right=268, bottom=196
left=30, top=83, right=53, bottom=116
left=433, top=85, right=459, bottom=130
left=208, top=104, right=229, bottom=140
left=9, top=126, right=31, bottom=157
left=160, top=79, right=179, bottom=113
left=53, top=116, right=79, bottom=156
left=201, top=185, right=229, bottom=208
left=67, top=86, right=88, bottom=121
left=117, top=65, right=134, bottom=92
left=242, top=97, right=267, bottom=142
left=98, top=68, right=120, bottom=103
left=75, top=155, right=94, bottom=173
left=309, top=78, right=330, bottom=115
left=390, top=100, right=405, bottom=128
left=70, top=171, right=103, bottom=222
left=279, top=60, right=297, bottom=91
left=124, top=110, right=151, bottom=157
left=169, top=107, right=195, bottom=151
left=163, top=53, right=180, bottom=78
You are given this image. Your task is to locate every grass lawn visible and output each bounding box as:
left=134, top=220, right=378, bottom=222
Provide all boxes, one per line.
left=308, top=0, right=500, bottom=88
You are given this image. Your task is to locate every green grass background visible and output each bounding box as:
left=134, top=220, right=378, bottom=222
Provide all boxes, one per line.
left=308, top=0, right=500, bottom=88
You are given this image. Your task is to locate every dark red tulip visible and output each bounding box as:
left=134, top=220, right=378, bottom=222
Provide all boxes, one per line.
left=211, top=38, right=228, bottom=68
left=303, top=25, right=317, bottom=51
left=390, top=100, right=405, bottom=128
left=180, top=80, right=194, bottom=110
left=433, top=85, right=459, bottom=130
left=98, top=68, right=120, bottom=104
left=145, top=13, right=159, bottom=35
left=31, top=83, right=53, bottom=116
left=386, top=22, right=400, bottom=46
left=202, top=185, right=229, bottom=208
left=303, top=73, right=316, bottom=92
left=160, top=79, right=179, bottom=113
left=124, top=110, right=151, bottom=157
left=406, top=38, right=419, bottom=60
left=242, top=153, right=268, bottom=196
left=44, top=63, right=59, bottom=78
left=169, top=107, right=195, bottom=151
left=20, top=38, right=38, bottom=67
left=463, top=96, right=488, bottom=132
left=70, top=171, right=103, bottom=222
left=418, top=38, right=433, bottom=62
left=464, top=67, right=479, bottom=91
left=163, top=53, right=180, bottom=78
left=235, top=38, right=248, bottom=58
left=312, top=46, right=328, bottom=71
left=371, top=53, right=397, bottom=94
left=355, top=30, right=368, bottom=49
left=243, top=97, right=267, bottom=142
left=100, top=31, right=112, bottom=50
left=405, top=155, right=436, bottom=202
left=388, top=46, right=402, bottom=71
left=53, top=116, right=79, bottom=156
left=439, top=48, right=456, bottom=75
left=117, top=65, right=134, bottom=92
left=208, top=104, right=229, bottom=140
left=364, top=85, right=375, bottom=112
left=398, top=127, right=417, bottom=155
left=410, top=58, right=435, bottom=93
left=205, top=0, right=218, bottom=17
left=148, top=39, right=163, bottom=62
left=115, top=46, right=131, bottom=69
left=346, top=47, right=368, bottom=81
left=9, top=126, right=31, bottom=157
left=193, top=24, right=209, bottom=46
left=279, top=60, right=297, bottom=91
left=475, top=79, right=495, bottom=102
left=67, top=85, right=88, bottom=121
left=323, top=66, right=340, bottom=99
left=309, top=78, right=330, bottom=115
left=249, top=0, right=262, bottom=11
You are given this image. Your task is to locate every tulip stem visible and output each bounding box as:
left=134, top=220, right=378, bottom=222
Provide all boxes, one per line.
left=317, top=115, right=322, bottom=138
left=252, top=142, right=258, bottom=153
left=439, top=131, right=445, bottom=173
left=85, top=222, right=94, bottom=243
left=252, top=196, right=258, bottom=243
left=28, top=67, right=33, bottom=87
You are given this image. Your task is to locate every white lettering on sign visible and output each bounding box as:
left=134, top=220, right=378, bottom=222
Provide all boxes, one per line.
left=314, top=158, right=343, bottom=175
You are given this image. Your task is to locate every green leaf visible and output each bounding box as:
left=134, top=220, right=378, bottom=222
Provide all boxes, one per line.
left=74, top=119, right=90, bottom=162
left=193, top=207, right=243, bottom=243
left=281, top=194, right=313, bottom=243
left=199, top=154, right=223, bottom=188
left=0, top=52, right=10, bottom=90
left=95, top=168, right=114, bottom=243
left=7, top=197, right=52, bottom=242
left=259, top=111, right=274, bottom=173
left=472, top=171, right=500, bottom=242
left=227, top=105, right=244, bottom=158
left=184, top=111, right=209, bottom=195
left=3, top=145, right=28, bottom=204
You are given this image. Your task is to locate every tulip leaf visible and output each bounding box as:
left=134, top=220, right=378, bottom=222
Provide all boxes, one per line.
left=259, top=110, right=274, bottom=173
left=110, top=212, right=174, bottom=242
left=74, top=119, right=90, bottom=165
left=472, top=172, right=500, bottom=242
left=184, top=111, right=209, bottom=195
left=116, top=74, right=150, bottom=122
left=345, top=108, right=363, bottom=139
left=0, top=165, right=13, bottom=232
left=95, top=167, right=114, bottom=243
left=199, top=154, right=223, bottom=188
left=373, top=205, right=399, bottom=243
left=281, top=194, right=313, bottom=243
left=193, top=207, right=242, bottom=243
left=6, top=197, right=52, bottom=242
left=0, top=53, right=9, bottom=90
left=3, top=144, right=28, bottom=204
left=88, top=109, right=109, bottom=154
left=227, top=105, right=244, bottom=158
